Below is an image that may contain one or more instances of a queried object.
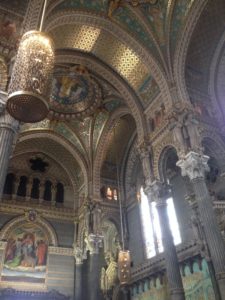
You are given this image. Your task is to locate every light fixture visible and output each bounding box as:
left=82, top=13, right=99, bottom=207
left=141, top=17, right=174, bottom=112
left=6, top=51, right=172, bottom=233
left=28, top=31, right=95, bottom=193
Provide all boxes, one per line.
left=7, top=0, right=54, bottom=123
left=114, top=123, right=131, bottom=286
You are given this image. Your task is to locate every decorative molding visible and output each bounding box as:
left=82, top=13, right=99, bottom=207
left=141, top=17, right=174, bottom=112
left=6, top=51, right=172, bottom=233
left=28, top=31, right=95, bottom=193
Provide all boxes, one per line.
left=0, top=212, right=58, bottom=246
left=0, top=202, right=75, bottom=222
left=48, top=246, right=74, bottom=257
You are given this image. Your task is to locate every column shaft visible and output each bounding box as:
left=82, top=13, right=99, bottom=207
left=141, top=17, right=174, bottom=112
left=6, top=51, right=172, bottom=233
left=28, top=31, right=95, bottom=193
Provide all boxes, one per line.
left=0, top=119, right=18, bottom=198
left=156, top=203, right=185, bottom=300
left=74, top=264, right=82, bottom=300
left=192, top=177, right=225, bottom=297
left=177, top=151, right=225, bottom=299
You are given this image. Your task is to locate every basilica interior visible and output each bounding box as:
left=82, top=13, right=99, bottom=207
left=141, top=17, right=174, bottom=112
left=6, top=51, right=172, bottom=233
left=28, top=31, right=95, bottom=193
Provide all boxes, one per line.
left=0, top=0, right=225, bottom=299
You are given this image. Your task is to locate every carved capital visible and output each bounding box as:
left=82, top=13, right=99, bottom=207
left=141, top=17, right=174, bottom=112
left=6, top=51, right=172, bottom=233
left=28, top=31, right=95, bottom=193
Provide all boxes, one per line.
left=145, top=181, right=171, bottom=205
left=176, top=151, right=209, bottom=180
left=85, top=233, right=103, bottom=255
left=73, top=245, right=84, bottom=265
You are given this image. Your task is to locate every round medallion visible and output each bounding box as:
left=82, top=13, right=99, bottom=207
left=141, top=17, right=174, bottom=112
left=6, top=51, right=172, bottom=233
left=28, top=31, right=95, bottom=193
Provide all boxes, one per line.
left=48, top=66, right=102, bottom=120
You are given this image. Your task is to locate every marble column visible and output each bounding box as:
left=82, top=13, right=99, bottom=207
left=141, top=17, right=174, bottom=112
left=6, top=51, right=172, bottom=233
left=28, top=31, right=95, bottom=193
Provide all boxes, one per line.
left=177, top=151, right=225, bottom=299
left=146, top=181, right=185, bottom=300
left=0, top=92, right=19, bottom=199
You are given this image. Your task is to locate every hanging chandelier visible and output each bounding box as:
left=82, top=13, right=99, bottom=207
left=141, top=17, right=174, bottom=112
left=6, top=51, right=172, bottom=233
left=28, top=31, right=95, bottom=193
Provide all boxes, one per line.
left=6, top=0, right=54, bottom=123
left=118, top=250, right=131, bottom=285
left=114, top=122, right=131, bottom=286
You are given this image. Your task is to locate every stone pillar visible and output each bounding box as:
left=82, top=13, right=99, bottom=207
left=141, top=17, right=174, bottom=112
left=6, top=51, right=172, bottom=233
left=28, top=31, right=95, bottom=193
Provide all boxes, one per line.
left=51, top=183, right=56, bottom=206
left=26, top=178, right=33, bottom=201
left=146, top=181, right=185, bottom=300
left=12, top=176, right=20, bottom=201
left=39, top=180, right=45, bottom=203
left=121, top=286, right=130, bottom=300
left=85, top=234, right=104, bottom=300
left=0, top=92, right=19, bottom=199
left=177, top=151, right=225, bottom=298
left=74, top=246, right=84, bottom=300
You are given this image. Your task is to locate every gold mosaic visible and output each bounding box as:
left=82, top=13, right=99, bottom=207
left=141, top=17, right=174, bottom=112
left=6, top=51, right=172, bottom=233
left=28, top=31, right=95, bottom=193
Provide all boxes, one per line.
left=49, top=24, right=148, bottom=90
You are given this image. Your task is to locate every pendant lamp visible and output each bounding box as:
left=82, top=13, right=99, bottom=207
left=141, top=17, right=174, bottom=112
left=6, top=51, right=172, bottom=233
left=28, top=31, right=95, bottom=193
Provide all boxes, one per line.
left=114, top=123, right=131, bottom=286
left=7, top=0, right=54, bottom=123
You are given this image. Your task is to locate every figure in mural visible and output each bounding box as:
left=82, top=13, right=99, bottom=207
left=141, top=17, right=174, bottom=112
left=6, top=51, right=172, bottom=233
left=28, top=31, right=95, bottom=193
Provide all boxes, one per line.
left=2, top=223, right=48, bottom=284
left=36, top=240, right=48, bottom=266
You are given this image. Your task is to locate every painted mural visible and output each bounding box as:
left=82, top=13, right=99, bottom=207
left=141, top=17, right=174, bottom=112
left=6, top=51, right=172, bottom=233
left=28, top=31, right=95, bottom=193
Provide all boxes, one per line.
left=131, top=259, right=215, bottom=300
left=1, top=223, right=48, bottom=284
left=183, top=259, right=215, bottom=300
left=132, top=278, right=169, bottom=300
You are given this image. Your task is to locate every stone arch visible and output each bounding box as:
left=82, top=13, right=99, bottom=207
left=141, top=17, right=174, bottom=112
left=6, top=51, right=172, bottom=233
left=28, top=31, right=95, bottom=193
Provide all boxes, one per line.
left=201, top=129, right=225, bottom=158
left=124, top=138, right=142, bottom=203
left=0, top=213, right=58, bottom=246
left=18, top=130, right=88, bottom=197
left=93, top=107, right=132, bottom=200
left=209, top=29, right=225, bottom=120
left=152, top=131, right=177, bottom=180
left=45, top=10, right=171, bottom=101
left=55, top=52, right=148, bottom=142
left=101, top=213, right=121, bottom=237
left=158, top=145, right=179, bottom=182
left=173, top=0, right=208, bottom=103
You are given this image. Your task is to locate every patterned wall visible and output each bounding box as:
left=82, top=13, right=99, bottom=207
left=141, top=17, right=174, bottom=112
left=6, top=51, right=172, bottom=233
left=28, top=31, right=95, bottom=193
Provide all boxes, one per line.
left=132, top=259, right=215, bottom=300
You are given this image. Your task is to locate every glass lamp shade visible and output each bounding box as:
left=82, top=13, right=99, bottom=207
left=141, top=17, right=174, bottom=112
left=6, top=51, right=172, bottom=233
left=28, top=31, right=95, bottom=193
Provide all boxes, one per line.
left=7, top=30, right=55, bottom=123
left=118, top=250, right=131, bottom=285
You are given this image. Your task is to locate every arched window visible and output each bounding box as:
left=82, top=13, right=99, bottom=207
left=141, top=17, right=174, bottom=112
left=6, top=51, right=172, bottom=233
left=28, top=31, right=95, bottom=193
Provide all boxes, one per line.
left=3, top=173, right=15, bottom=195
left=140, top=187, right=181, bottom=259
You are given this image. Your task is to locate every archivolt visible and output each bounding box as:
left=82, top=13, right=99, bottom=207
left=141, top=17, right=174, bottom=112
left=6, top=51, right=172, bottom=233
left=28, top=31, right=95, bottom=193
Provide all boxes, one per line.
left=0, top=214, right=58, bottom=246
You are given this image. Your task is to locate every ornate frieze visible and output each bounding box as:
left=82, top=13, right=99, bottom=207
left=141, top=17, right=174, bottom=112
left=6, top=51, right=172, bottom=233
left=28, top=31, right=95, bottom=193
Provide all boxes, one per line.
left=0, top=201, right=75, bottom=222
left=48, top=246, right=74, bottom=257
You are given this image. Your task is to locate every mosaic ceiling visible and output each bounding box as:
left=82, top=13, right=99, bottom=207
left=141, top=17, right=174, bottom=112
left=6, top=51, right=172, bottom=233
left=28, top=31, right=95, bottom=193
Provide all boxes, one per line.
left=0, top=0, right=216, bottom=186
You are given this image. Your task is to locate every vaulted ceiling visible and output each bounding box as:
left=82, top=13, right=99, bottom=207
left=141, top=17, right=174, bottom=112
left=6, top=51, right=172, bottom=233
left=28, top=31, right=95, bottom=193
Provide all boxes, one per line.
left=1, top=0, right=225, bottom=195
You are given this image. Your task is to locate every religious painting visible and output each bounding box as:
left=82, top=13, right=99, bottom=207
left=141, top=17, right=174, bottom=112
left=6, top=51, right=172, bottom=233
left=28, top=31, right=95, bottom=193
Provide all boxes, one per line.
left=1, top=223, right=48, bottom=284
left=51, top=69, right=89, bottom=106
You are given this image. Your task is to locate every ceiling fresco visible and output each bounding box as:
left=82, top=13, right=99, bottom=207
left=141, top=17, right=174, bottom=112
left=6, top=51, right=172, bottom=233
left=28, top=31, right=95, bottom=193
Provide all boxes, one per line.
left=49, top=64, right=102, bottom=120
left=49, top=0, right=197, bottom=74
left=1, top=0, right=219, bottom=189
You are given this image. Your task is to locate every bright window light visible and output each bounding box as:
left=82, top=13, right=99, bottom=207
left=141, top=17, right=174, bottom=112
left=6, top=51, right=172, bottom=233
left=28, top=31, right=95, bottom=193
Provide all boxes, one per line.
left=140, top=187, right=181, bottom=259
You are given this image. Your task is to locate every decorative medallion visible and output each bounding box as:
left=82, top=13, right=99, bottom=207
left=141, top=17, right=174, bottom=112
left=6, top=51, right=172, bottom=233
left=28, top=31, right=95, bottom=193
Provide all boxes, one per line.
left=48, top=65, right=102, bottom=120
left=26, top=210, right=38, bottom=222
